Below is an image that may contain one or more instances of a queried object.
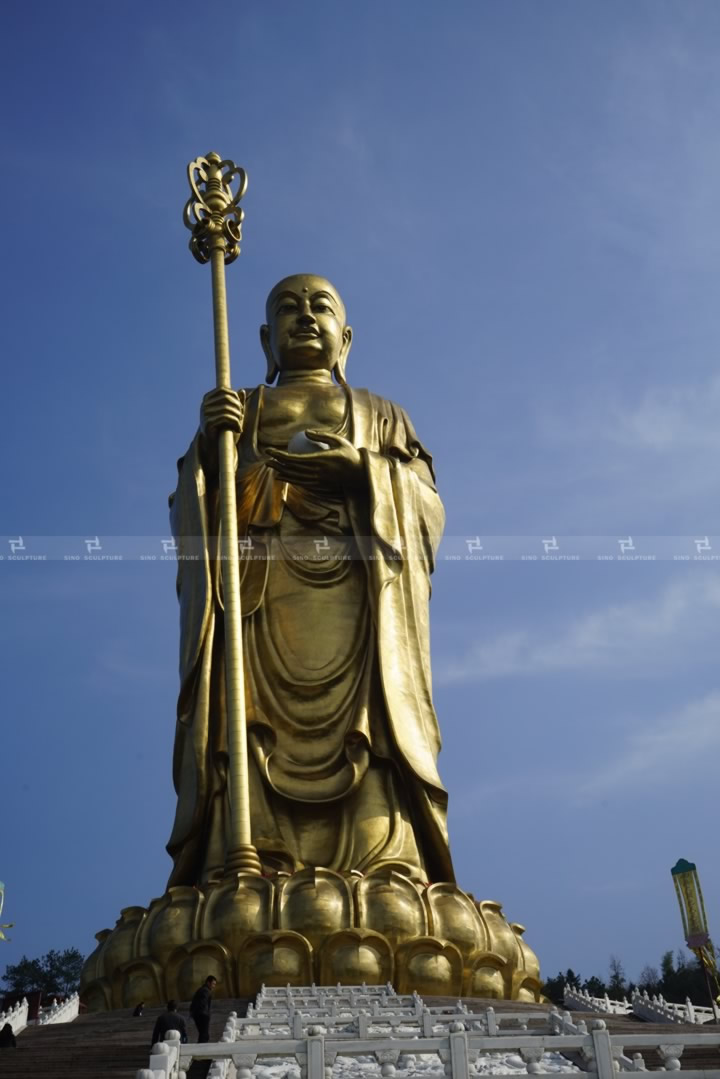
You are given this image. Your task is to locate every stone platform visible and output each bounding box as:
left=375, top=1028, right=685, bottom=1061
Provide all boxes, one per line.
left=79, top=868, right=542, bottom=1009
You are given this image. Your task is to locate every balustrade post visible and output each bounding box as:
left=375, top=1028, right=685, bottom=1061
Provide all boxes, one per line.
left=657, top=1044, right=684, bottom=1071
left=306, top=1030, right=325, bottom=1079
left=448, top=1026, right=470, bottom=1079
left=589, top=1020, right=617, bottom=1079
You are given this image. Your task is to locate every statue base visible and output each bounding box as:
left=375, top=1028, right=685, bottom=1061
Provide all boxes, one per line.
left=79, top=868, right=542, bottom=1009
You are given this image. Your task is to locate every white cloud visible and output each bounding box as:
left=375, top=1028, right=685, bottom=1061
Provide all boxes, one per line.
left=437, top=572, right=720, bottom=684
left=539, top=374, right=720, bottom=455
left=528, top=372, right=720, bottom=533
left=582, top=688, right=720, bottom=796
left=608, top=376, right=720, bottom=452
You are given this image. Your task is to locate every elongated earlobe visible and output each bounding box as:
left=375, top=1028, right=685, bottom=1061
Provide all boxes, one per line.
left=260, top=324, right=278, bottom=384
left=334, top=326, right=353, bottom=385
left=265, top=361, right=279, bottom=384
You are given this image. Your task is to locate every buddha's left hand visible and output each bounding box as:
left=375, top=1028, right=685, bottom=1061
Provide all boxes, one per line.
left=266, top=431, right=367, bottom=492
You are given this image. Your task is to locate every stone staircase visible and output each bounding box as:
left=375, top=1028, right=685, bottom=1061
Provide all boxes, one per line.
left=0, top=997, right=252, bottom=1079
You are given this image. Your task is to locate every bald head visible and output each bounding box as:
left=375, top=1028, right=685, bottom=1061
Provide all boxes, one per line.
left=261, top=273, right=352, bottom=383
left=265, top=274, right=346, bottom=324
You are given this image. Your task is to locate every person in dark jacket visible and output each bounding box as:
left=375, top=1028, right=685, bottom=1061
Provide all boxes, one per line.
left=151, top=1000, right=187, bottom=1046
left=189, top=976, right=216, bottom=1043
left=0, top=1023, right=16, bottom=1048
left=132, top=1001, right=145, bottom=1017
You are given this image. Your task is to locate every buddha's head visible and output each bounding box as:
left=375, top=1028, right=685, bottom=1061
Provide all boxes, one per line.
left=260, top=274, right=353, bottom=384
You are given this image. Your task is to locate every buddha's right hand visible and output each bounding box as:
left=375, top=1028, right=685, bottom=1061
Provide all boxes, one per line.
left=200, top=388, right=245, bottom=440
left=199, top=388, right=245, bottom=473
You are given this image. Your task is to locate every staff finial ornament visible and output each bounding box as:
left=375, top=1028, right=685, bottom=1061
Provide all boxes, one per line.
left=183, top=152, right=248, bottom=266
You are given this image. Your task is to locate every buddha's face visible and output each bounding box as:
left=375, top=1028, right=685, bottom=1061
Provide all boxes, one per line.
left=261, top=274, right=352, bottom=379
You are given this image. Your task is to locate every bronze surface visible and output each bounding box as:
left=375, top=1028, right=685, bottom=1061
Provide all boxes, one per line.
left=80, top=266, right=543, bottom=1003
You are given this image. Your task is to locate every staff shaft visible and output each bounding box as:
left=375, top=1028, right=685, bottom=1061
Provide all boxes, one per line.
left=210, top=249, right=260, bottom=877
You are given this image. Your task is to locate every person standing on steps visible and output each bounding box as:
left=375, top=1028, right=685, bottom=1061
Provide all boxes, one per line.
left=190, top=975, right=216, bottom=1043
left=151, top=1000, right=187, bottom=1046
left=0, top=1023, right=16, bottom=1049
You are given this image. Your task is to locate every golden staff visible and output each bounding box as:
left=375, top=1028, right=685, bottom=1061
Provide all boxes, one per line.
left=183, top=152, right=261, bottom=877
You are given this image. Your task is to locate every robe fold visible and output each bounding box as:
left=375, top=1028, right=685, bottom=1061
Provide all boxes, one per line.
left=166, top=384, right=454, bottom=887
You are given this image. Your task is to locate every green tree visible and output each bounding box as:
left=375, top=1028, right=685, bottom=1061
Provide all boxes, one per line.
left=541, top=968, right=582, bottom=1005
left=2, top=948, right=84, bottom=996
left=584, top=975, right=608, bottom=997
left=608, top=955, right=627, bottom=998
left=638, top=965, right=660, bottom=994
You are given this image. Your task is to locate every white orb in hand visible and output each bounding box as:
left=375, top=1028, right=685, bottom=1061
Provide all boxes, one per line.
left=287, top=431, right=330, bottom=454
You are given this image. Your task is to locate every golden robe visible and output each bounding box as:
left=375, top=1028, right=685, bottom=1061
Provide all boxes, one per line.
left=166, top=384, right=453, bottom=887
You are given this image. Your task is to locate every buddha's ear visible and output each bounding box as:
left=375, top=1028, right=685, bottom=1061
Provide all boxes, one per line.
left=260, top=324, right=279, bottom=384
left=333, top=325, right=353, bottom=385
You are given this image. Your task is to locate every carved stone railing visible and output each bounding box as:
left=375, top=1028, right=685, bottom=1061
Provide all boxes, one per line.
left=134, top=984, right=720, bottom=1079
left=236, top=1008, right=488, bottom=1040
left=251, top=987, right=420, bottom=1014
left=164, top=1020, right=720, bottom=1079
left=0, top=997, right=28, bottom=1036
left=36, top=992, right=80, bottom=1026
left=564, top=983, right=720, bottom=1026
left=630, top=989, right=719, bottom=1026
left=257, top=981, right=397, bottom=1000
left=564, top=985, right=631, bottom=1015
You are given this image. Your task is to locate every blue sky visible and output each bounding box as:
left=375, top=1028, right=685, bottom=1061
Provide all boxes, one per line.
left=2, top=0, right=720, bottom=990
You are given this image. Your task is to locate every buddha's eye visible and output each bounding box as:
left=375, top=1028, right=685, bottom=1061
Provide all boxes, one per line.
left=278, top=303, right=297, bottom=314
left=314, top=303, right=332, bottom=314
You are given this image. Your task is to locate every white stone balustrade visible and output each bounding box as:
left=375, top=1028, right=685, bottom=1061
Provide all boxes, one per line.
left=565, top=983, right=720, bottom=1026
left=0, top=996, right=28, bottom=1036
left=136, top=1028, right=184, bottom=1079
left=37, top=991, right=80, bottom=1025
left=235, top=1008, right=490, bottom=1040
left=630, top=989, right=719, bottom=1026
left=168, top=1020, right=720, bottom=1079
left=138, top=984, right=720, bottom=1079
left=563, top=985, right=631, bottom=1016
left=258, top=982, right=396, bottom=997
left=252, top=994, right=414, bottom=1014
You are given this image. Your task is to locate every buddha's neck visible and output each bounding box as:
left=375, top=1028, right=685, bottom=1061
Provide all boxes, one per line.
left=277, top=368, right=335, bottom=387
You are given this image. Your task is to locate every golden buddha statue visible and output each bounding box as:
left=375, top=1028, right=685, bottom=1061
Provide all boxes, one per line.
left=167, top=273, right=452, bottom=887
left=80, top=275, right=542, bottom=1009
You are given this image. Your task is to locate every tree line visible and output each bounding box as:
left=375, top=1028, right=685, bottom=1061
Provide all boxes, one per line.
left=543, top=950, right=714, bottom=1007
left=1, top=948, right=84, bottom=997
